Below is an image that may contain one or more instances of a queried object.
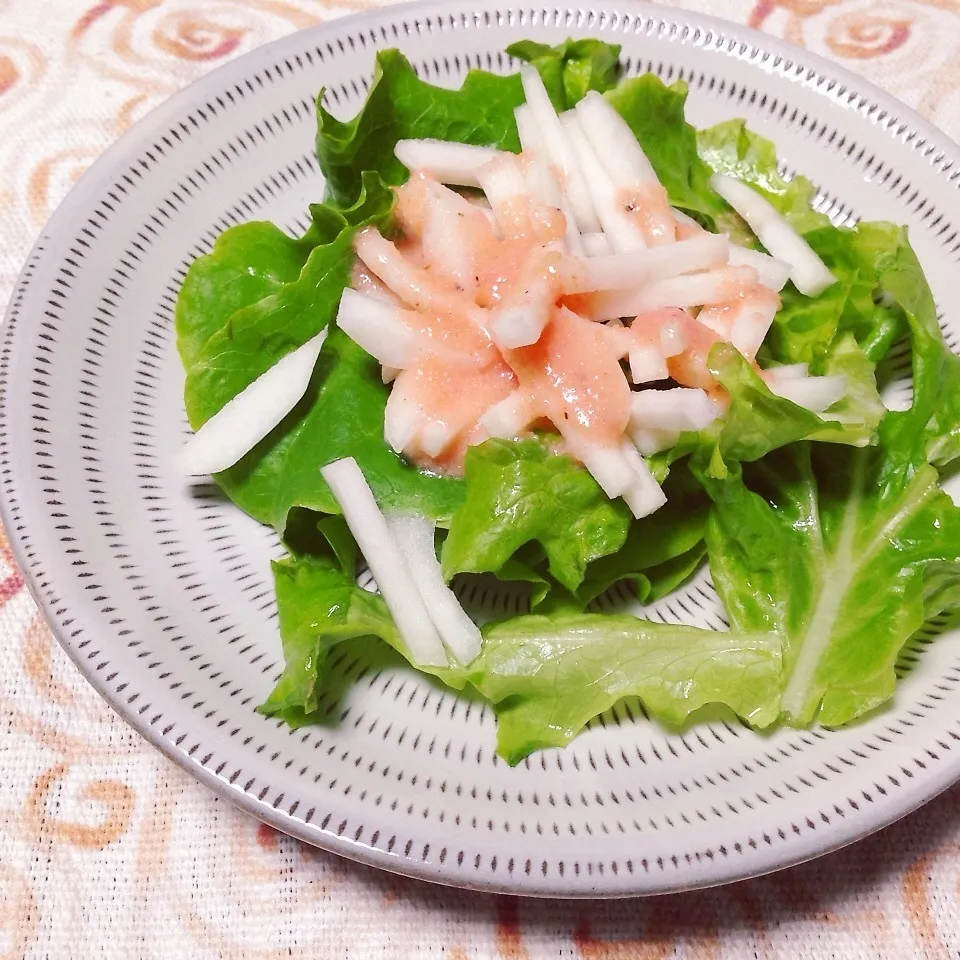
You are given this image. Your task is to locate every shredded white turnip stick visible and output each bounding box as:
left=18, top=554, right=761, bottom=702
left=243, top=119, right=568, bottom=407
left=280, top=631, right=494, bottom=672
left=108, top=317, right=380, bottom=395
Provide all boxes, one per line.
left=180, top=329, right=328, bottom=476
left=575, top=442, right=636, bottom=499
left=520, top=67, right=601, bottom=234
left=565, top=234, right=729, bottom=293
left=727, top=244, right=792, bottom=292
left=618, top=440, right=668, bottom=518
left=575, top=92, right=660, bottom=186
left=765, top=374, right=847, bottom=412
left=394, top=139, right=503, bottom=187
left=630, top=426, right=681, bottom=457
left=574, top=92, right=675, bottom=245
left=336, top=288, right=418, bottom=369
left=630, top=387, right=721, bottom=433
left=590, top=266, right=759, bottom=319
left=765, top=362, right=809, bottom=380
left=321, top=458, right=447, bottom=667
left=628, top=344, right=669, bottom=384
left=479, top=391, right=536, bottom=439
left=710, top=173, right=836, bottom=296
left=386, top=513, right=481, bottom=665
left=476, top=155, right=534, bottom=240
left=383, top=377, right=421, bottom=454
left=562, top=112, right=648, bottom=253
left=581, top=232, right=611, bottom=257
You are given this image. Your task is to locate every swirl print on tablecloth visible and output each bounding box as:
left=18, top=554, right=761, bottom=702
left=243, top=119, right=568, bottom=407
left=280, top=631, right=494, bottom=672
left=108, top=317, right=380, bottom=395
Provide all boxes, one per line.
left=4, top=0, right=960, bottom=955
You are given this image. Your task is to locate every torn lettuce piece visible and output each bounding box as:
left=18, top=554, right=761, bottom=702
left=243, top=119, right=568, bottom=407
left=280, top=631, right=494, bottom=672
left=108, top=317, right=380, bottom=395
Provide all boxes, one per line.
left=506, top=37, right=621, bottom=111
left=177, top=173, right=463, bottom=531
left=877, top=232, right=960, bottom=468
left=697, top=118, right=831, bottom=235
left=701, top=250, right=959, bottom=728
left=646, top=342, right=884, bottom=485
left=703, top=441, right=960, bottom=727
left=183, top=171, right=394, bottom=405
left=767, top=222, right=922, bottom=370
left=259, top=553, right=400, bottom=718
left=441, top=437, right=631, bottom=594
left=712, top=343, right=883, bottom=461
left=174, top=184, right=390, bottom=369
left=575, top=464, right=710, bottom=605
left=467, top=614, right=782, bottom=764
left=316, top=49, right=525, bottom=207
left=260, top=548, right=783, bottom=763
left=807, top=334, right=887, bottom=446
left=176, top=223, right=315, bottom=369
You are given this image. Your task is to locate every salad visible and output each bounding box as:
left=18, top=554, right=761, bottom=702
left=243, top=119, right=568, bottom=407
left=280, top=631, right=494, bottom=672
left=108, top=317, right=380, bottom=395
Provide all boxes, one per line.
left=175, top=39, right=960, bottom=764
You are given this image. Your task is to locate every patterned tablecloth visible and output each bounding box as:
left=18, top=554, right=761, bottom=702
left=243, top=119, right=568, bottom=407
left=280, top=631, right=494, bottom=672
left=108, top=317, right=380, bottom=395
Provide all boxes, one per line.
left=2, top=0, right=960, bottom=956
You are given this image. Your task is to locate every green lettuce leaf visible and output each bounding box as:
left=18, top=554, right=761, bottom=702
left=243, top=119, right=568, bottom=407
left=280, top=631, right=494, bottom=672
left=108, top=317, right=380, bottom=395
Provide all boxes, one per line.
left=705, top=250, right=957, bottom=728
left=506, top=37, right=621, bottom=110
left=466, top=614, right=782, bottom=763
left=640, top=543, right=709, bottom=601
left=178, top=173, right=463, bottom=531
left=175, top=223, right=316, bottom=369
left=711, top=345, right=837, bottom=467
left=316, top=49, right=524, bottom=207
left=704, top=440, right=960, bottom=727
left=767, top=223, right=919, bottom=370
left=441, top=437, right=630, bottom=594
left=809, top=334, right=888, bottom=446
left=650, top=342, right=883, bottom=483
left=712, top=343, right=882, bottom=461
left=876, top=234, right=960, bottom=467
left=575, top=465, right=710, bottom=605
left=471, top=559, right=554, bottom=611
left=183, top=173, right=392, bottom=416
left=697, top=124, right=934, bottom=401
left=259, top=553, right=399, bottom=718
left=260, top=547, right=783, bottom=763
left=696, top=125, right=952, bottom=450
left=176, top=170, right=404, bottom=366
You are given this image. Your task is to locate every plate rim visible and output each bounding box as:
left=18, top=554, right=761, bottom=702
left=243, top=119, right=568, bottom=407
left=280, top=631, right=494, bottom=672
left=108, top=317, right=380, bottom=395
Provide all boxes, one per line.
left=3, top=0, right=960, bottom=898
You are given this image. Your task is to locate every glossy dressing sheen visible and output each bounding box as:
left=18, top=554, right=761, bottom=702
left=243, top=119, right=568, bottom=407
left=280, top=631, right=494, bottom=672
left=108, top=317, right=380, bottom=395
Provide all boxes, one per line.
left=618, top=183, right=675, bottom=246
left=378, top=172, right=594, bottom=471
left=354, top=171, right=775, bottom=475
left=506, top=306, right=631, bottom=448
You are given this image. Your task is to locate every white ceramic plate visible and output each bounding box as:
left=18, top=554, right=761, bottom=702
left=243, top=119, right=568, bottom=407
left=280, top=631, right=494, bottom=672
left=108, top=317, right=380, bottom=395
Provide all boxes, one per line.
left=3, top=0, right=960, bottom=897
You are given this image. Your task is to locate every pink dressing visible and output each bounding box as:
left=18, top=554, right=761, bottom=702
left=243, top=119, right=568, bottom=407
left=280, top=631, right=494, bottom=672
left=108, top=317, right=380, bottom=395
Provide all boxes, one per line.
left=348, top=168, right=773, bottom=481
left=698, top=286, right=780, bottom=340
left=506, top=306, right=631, bottom=449
left=665, top=313, right=725, bottom=391
left=354, top=227, right=482, bottom=325
left=474, top=222, right=565, bottom=310
left=394, top=171, right=432, bottom=240
left=673, top=216, right=704, bottom=242
left=529, top=206, right=567, bottom=246
left=350, top=262, right=399, bottom=304
left=358, top=174, right=565, bottom=470
left=398, top=306, right=498, bottom=368
left=618, top=183, right=676, bottom=247
left=396, top=355, right=517, bottom=472
left=628, top=308, right=691, bottom=349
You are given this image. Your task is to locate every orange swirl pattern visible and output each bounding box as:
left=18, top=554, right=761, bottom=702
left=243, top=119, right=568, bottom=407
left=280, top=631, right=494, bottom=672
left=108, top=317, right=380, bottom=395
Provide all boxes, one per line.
left=2, top=0, right=960, bottom=955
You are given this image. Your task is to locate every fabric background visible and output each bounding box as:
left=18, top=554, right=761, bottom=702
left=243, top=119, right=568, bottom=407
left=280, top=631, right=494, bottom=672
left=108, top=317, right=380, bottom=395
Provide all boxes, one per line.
left=2, top=0, right=960, bottom=956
